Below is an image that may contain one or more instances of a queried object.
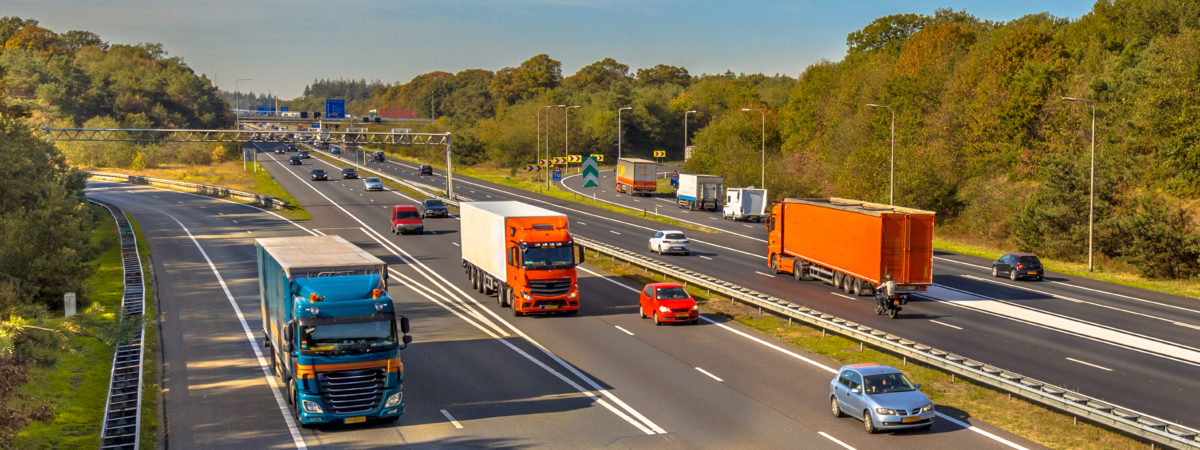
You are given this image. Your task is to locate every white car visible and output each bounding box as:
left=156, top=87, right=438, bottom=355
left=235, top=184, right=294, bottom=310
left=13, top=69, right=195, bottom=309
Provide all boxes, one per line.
left=649, top=230, right=690, bottom=255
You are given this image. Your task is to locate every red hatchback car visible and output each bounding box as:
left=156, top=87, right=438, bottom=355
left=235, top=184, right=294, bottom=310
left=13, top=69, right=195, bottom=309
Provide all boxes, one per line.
left=390, top=205, right=424, bottom=235
left=639, top=283, right=698, bottom=325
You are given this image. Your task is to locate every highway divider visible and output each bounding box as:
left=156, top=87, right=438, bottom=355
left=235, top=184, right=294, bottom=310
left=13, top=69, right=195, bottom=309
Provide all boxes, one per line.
left=85, top=170, right=288, bottom=209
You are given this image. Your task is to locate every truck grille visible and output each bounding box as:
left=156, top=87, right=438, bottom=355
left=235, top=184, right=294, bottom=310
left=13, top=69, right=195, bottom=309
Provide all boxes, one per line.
left=317, top=368, right=385, bottom=414
left=529, top=278, right=571, bottom=297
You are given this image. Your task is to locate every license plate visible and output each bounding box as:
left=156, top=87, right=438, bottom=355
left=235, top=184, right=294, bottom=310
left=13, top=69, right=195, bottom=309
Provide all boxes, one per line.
left=345, top=416, right=366, bottom=424
left=406, top=226, right=415, bottom=230
left=1028, top=271, right=1037, bottom=275
left=542, top=305, right=559, bottom=310
left=902, top=416, right=921, bottom=423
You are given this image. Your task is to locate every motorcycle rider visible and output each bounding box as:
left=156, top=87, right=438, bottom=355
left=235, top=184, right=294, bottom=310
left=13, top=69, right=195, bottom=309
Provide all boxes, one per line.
left=876, top=274, right=896, bottom=314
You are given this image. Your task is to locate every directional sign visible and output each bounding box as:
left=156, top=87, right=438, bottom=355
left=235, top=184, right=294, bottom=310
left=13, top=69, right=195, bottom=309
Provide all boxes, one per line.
left=590, top=154, right=605, bottom=162
left=325, top=99, right=346, bottom=119
left=539, top=159, right=550, bottom=166
left=553, top=156, right=567, bottom=164
left=525, top=165, right=542, bottom=172
left=653, top=150, right=667, bottom=158
left=567, top=154, right=582, bottom=163
left=581, top=157, right=599, bottom=188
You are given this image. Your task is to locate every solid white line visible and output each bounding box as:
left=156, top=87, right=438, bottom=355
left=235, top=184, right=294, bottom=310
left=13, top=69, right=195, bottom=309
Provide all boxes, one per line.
left=930, top=320, right=963, bottom=330
left=1066, top=357, right=1113, bottom=372
left=694, top=367, right=723, bottom=382
left=755, top=271, right=775, bottom=278
left=614, top=325, right=635, bottom=336
left=935, top=413, right=1028, bottom=449
left=960, top=275, right=1178, bottom=324
left=440, top=409, right=464, bottom=429
left=451, top=242, right=460, bottom=247
left=610, top=230, right=621, bottom=235
left=577, top=221, right=587, bottom=226
left=232, top=220, right=238, bottom=224
left=830, top=293, right=855, bottom=300
left=818, top=431, right=855, bottom=450
left=1175, top=321, right=1200, bottom=331
left=163, top=214, right=307, bottom=449
left=934, top=256, right=987, bottom=269
left=699, top=256, right=713, bottom=261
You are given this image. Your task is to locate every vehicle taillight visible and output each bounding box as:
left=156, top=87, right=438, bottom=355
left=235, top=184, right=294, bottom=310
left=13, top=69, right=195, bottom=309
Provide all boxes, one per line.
left=1017, top=263, right=1024, bottom=269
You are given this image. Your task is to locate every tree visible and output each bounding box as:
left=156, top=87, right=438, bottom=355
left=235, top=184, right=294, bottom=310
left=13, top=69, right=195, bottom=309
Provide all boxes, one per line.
left=846, top=13, right=930, bottom=53
left=636, top=64, right=691, bottom=87
left=565, top=57, right=632, bottom=92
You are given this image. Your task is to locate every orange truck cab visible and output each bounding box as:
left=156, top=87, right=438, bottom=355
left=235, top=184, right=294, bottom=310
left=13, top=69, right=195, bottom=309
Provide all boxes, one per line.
left=766, top=197, right=935, bottom=300
left=460, top=201, right=584, bottom=316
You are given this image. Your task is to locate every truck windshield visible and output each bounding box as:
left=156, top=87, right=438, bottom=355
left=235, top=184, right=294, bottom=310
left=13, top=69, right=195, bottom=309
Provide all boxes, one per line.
left=522, top=246, right=574, bottom=269
left=299, top=318, right=397, bottom=355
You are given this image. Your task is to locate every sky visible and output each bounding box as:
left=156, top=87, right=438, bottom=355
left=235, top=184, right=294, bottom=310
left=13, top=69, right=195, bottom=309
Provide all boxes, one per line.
left=7, top=0, right=1096, bottom=99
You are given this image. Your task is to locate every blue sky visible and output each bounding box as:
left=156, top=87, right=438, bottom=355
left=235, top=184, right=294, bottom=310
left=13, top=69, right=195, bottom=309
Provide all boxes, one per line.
left=7, top=0, right=1095, bottom=98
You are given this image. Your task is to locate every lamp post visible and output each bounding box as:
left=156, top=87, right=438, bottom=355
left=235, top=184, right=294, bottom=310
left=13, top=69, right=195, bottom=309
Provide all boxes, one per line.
left=618, top=106, right=632, bottom=162
left=740, top=108, right=766, bottom=189
left=544, top=105, right=565, bottom=188
left=565, top=105, right=580, bottom=175
left=684, top=109, right=697, bottom=160
left=1063, top=96, right=1096, bottom=272
left=235, top=78, right=251, bottom=123
left=865, top=103, right=895, bottom=205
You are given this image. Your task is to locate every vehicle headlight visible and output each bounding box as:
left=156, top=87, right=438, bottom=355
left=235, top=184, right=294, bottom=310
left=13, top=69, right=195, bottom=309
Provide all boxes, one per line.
left=302, top=400, right=324, bottom=414
left=690, top=304, right=698, bottom=310
left=384, top=392, right=403, bottom=408
left=921, top=403, right=934, bottom=412
left=658, top=306, right=670, bottom=313
left=521, top=291, right=532, bottom=300
left=874, top=407, right=897, bottom=415
left=568, top=289, right=578, bottom=299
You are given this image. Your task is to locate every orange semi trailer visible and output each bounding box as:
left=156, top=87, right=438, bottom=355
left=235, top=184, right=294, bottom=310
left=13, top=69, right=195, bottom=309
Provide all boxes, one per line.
left=766, top=198, right=935, bottom=299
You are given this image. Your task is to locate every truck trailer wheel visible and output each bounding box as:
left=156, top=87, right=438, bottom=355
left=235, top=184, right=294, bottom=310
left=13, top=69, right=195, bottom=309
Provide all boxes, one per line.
left=843, top=277, right=854, bottom=294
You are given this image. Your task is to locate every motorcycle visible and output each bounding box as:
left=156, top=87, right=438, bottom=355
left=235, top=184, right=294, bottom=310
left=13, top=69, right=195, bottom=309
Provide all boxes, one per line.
left=874, top=293, right=905, bottom=319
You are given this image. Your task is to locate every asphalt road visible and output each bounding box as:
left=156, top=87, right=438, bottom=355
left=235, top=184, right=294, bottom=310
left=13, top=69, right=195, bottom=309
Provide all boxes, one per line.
left=315, top=144, right=1200, bottom=431
left=83, top=144, right=1041, bottom=448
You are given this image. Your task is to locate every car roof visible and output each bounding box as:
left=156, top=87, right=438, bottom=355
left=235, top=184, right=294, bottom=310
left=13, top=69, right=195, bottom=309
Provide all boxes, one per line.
left=841, top=363, right=900, bottom=376
left=645, top=282, right=684, bottom=289
left=657, top=230, right=685, bottom=234
left=1005, top=252, right=1038, bottom=257
left=392, top=205, right=418, bottom=211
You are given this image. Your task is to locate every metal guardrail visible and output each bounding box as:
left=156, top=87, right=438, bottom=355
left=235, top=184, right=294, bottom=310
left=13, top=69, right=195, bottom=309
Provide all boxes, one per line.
left=85, top=171, right=288, bottom=209
left=91, top=199, right=146, bottom=450
left=575, top=237, right=1200, bottom=449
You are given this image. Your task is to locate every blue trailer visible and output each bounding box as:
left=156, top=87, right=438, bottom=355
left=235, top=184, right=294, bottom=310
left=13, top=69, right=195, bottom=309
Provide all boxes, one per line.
left=257, top=235, right=411, bottom=426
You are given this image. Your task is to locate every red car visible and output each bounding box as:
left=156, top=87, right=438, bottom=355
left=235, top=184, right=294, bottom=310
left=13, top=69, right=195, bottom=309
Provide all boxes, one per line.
left=390, top=205, right=424, bottom=235
left=639, top=283, right=698, bottom=325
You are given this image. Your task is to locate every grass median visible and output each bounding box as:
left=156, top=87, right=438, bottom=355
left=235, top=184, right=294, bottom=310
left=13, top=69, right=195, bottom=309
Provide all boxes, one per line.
left=583, top=249, right=1142, bottom=449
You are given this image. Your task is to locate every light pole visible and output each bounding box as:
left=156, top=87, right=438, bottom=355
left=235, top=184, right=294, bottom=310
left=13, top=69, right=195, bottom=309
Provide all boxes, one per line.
left=1063, top=96, right=1096, bottom=272
left=565, top=105, right=580, bottom=176
left=740, top=108, right=766, bottom=189
left=618, top=106, right=632, bottom=162
left=684, top=109, right=697, bottom=160
left=544, top=105, right=564, bottom=187
left=235, top=78, right=251, bottom=123
left=866, top=103, right=895, bottom=205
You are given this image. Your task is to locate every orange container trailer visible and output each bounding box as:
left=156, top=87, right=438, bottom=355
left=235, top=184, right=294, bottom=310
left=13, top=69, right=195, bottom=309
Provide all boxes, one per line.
left=766, top=198, right=935, bottom=299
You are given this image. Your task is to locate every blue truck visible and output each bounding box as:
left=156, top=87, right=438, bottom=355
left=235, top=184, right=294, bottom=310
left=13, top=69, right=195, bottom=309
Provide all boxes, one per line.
left=257, top=235, right=412, bottom=426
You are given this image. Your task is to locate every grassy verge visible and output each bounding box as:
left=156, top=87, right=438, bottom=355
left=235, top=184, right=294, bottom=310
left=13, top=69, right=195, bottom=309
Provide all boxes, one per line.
left=584, top=250, right=1142, bottom=449
left=84, top=161, right=311, bottom=221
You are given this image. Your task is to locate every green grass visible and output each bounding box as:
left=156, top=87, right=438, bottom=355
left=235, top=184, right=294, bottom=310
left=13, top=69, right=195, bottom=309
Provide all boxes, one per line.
left=250, top=163, right=312, bottom=221
left=584, top=250, right=1143, bottom=449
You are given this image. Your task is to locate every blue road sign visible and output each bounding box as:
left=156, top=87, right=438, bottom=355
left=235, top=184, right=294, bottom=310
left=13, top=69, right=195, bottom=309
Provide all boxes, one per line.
left=325, top=99, right=346, bottom=119
left=280, top=106, right=289, bottom=111
left=670, top=169, right=680, bottom=188
left=552, top=167, right=562, bottom=182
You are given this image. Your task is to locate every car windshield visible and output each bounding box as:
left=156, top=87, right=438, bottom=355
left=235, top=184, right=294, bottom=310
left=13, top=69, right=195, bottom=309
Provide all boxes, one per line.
left=656, top=286, right=690, bottom=300
left=424, top=200, right=444, bottom=208
left=862, top=372, right=917, bottom=395
left=312, top=170, right=324, bottom=174
left=299, top=318, right=397, bottom=355
left=394, top=210, right=419, bottom=219
left=522, top=246, right=574, bottom=269
left=664, top=233, right=687, bottom=240
left=366, top=178, right=380, bottom=183
left=344, top=168, right=356, bottom=174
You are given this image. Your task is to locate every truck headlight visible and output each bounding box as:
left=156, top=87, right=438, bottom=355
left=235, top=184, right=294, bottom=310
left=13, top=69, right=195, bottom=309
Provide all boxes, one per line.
left=384, top=392, right=403, bottom=408
left=874, top=407, right=897, bottom=415
left=302, top=400, right=324, bottom=414
left=521, top=291, right=532, bottom=300
left=658, top=306, right=670, bottom=313
left=568, top=289, right=578, bottom=299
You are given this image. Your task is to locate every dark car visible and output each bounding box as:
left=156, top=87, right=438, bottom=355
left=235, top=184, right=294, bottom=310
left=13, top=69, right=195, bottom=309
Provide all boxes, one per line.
left=311, top=168, right=327, bottom=181
left=330, top=145, right=343, bottom=155
left=371, top=151, right=386, bottom=163
left=274, top=147, right=286, bottom=154
left=417, top=164, right=433, bottom=176
left=341, top=167, right=358, bottom=179
left=289, top=155, right=302, bottom=165
left=419, top=198, right=449, bottom=218
left=299, top=150, right=310, bottom=159
left=992, top=252, right=1044, bottom=281
left=286, top=144, right=297, bottom=152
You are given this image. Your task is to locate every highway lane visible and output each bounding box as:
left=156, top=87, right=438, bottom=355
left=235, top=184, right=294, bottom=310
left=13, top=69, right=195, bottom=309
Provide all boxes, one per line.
left=316, top=145, right=1200, bottom=429
left=258, top=144, right=1036, bottom=449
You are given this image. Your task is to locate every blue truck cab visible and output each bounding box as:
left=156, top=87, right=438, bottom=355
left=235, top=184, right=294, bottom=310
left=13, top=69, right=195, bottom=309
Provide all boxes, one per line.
left=257, top=235, right=412, bottom=426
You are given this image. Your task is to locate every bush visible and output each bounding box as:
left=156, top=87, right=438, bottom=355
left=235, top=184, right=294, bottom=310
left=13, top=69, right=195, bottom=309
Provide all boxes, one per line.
left=1110, top=194, right=1200, bottom=279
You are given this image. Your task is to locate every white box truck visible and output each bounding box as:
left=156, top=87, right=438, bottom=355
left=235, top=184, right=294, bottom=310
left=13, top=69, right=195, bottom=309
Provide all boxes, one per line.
left=615, top=158, right=658, bottom=196
left=676, top=174, right=723, bottom=211
left=723, top=187, right=767, bottom=222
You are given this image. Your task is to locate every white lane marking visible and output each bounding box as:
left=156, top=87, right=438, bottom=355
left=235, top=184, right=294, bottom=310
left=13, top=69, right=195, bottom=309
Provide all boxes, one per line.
left=930, top=320, right=963, bottom=330
left=632, top=199, right=640, bottom=203
left=934, top=256, right=986, bottom=269
left=452, top=242, right=460, bottom=247
left=929, top=285, right=1200, bottom=367
left=1175, top=321, right=1200, bottom=331
left=755, top=271, right=775, bottom=278
left=177, top=201, right=184, bottom=204
left=694, top=367, right=723, bottom=382
left=486, top=194, right=493, bottom=198
left=152, top=195, right=160, bottom=198
left=218, top=212, right=224, bottom=215
left=818, top=431, right=855, bottom=450
left=743, top=224, right=753, bottom=228
left=960, top=275, right=1182, bottom=325
left=232, top=220, right=238, bottom=224
left=699, top=256, right=713, bottom=261
left=1066, top=357, right=1113, bottom=372
left=614, top=325, right=635, bottom=336
left=610, top=230, right=621, bottom=235
left=439, top=409, right=464, bottom=429
left=831, top=293, right=855, bottom=300
left=577, top=221, right=587, bottom=226
left=163, top=214, right=307, bottom=449
left=710, top=217, right=718, bottom=220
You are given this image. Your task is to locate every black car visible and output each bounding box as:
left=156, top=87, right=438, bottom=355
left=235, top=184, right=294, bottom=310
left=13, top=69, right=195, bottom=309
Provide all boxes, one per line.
left=420, top=198, right=449, bottom=218
left=274, top=147, right=286, bottom=154
left=311, top=168, right=327, bottom=181
left=342, top=167, right=358, bottom=179
left=372, top=151, right=386, bottom=163
left=289, top=155, right=302, bottom=165
left=299, top=150, right=310, bottom=159
left=417, top=164, right=433, bottom=176
left=992, top=253, right=1044, bottom=281
left=286, top=144, right=297, bottom=151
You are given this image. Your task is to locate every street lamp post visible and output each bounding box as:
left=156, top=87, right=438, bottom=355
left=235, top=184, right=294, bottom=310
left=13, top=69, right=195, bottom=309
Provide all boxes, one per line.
left=865, top=103, right=895, bottom=205
left=544, top=105, right=565, bottom=188
left=618, top=106, right=632, bottom=162
left=740, top=108, right=766, bottom=189
left=565, top=105, right=580, bottom=176
left=235, top=78, right=251, bottom=123
left=684, top=110, right=697, bottom=160
left=1063, top=96, right=1096, bottom=272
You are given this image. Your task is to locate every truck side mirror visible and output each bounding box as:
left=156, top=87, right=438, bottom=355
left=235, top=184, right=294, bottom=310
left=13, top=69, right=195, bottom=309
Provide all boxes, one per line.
left=282, top=320, right=295, bottom=353
left=399, top=316, right=411, bottom=334
left=575, top=244, right=585, bottom=264
left=401, top=335, right=413, bottom=349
